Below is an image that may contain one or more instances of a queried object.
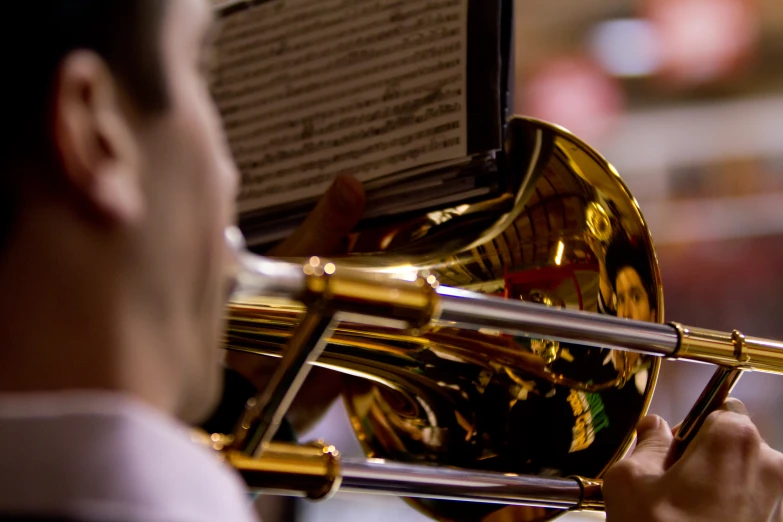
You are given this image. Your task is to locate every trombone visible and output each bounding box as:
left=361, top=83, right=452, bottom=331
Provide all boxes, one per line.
left=207, top=117, right=783, bottom=521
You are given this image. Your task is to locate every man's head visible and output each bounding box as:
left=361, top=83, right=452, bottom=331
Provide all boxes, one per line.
left=0, top=0, right=238, bottom=422
left=605, top=239, right=656, bottom=322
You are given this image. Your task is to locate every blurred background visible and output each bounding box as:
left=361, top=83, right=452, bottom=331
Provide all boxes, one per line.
left=512, top=0, right=783, bottom=452
left=262, top=0, right=783, bottom=519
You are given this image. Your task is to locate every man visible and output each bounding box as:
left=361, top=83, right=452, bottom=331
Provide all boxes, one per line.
left=0, top=1, right=359, bottom=520
left=0, top=2, right=779, bottom=522
left=0, top=0, right=258, bottom=519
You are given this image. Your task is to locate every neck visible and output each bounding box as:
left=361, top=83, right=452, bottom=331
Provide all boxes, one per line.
left=0, top=206, right=179, bottom=417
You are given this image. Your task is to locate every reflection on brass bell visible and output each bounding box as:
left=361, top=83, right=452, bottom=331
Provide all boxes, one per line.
left=528, top=290, right=563, bottom=308
left=542, top=340, right=559, bottom=365
left=586, top=202, right=612, bottom=242
left=530, top=339, right=560, bottom=365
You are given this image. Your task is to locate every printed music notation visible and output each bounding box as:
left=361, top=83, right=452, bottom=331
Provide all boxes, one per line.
left=211, top=0, right=469, bottom=213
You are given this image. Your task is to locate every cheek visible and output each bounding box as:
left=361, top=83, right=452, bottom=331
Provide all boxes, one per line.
left=180, top=111, right=236, bottom=222
left=161, top=80, right=239, bottom=318
left=175, top=93, right=237, bottom=254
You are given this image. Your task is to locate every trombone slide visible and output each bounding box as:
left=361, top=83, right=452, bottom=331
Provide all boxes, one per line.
left=224, top=441, right=602, bottom=511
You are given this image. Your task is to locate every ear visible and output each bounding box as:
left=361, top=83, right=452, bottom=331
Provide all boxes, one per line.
left=51, top=51, right=144, bottom=226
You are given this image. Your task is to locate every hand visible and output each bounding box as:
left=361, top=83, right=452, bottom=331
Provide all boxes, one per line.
left=268, top=174, right=365, bottom=257
left=226, top=174, right=365, bottom=434
left=603, top=399, right=783, bottom=522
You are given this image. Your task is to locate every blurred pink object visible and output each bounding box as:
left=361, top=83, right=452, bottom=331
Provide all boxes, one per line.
left=519, top=56, right=624, bottom=144
left=643, top=0, right=759, bottom=86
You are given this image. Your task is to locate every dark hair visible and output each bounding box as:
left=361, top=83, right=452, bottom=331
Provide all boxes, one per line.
left=605, top=238, right=656, bottom=309
left=0, top=1, right=169, bottom=248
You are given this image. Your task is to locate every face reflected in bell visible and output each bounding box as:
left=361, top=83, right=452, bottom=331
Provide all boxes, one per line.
left=615, top=267, right=655, bottom=322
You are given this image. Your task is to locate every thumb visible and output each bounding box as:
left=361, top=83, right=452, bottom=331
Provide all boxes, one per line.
left=270, top=174, right=365, bottom=257
left=628, top=415, right=673, bottom=473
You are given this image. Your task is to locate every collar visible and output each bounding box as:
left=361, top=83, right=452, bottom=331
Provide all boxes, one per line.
left=0, top=392, right=259, bottom=522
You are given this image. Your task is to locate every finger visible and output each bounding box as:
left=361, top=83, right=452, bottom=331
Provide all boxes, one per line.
left=270, top=174, right=365, bottom=257
left=720, top=397, right=750, bottom=416
left=721, top=398, right=769, bottom=446
left=603, top=416, right=673, bottom=511
left=628, top=415, right=673, bottom=473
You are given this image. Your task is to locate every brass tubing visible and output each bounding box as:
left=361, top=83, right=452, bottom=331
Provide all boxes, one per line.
left=228, top=248, right=783, bottom=376
left=227, top=442, right=342, bottom=500
left=304, top=269, right=440, bottom=330
left=672, top=324, right=783, bottom=375
left=227, top=259, right=783, bottom=376
left=231, top=312, right=337, bottom=456
left=738, top=335, right=783, bottom=374
left=667, top=366, right=744, bottom=466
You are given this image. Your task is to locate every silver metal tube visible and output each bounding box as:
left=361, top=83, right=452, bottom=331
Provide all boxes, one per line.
left=339, top=459, right=583, bottom=509
left=436, top=286, right=679, bottom=356
left=226, top=228, right=307, bottom=301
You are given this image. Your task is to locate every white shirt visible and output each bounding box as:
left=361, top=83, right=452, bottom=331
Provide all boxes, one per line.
left=0, top=392, right=259, bottom=522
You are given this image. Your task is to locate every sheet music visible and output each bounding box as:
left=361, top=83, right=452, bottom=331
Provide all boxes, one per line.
left=212, top=0, right=469, bottom=213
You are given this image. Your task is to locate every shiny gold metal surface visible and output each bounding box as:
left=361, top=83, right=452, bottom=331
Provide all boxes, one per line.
left=570, top=476, right=605, bottom=512
left=194, top=431, right=342, bottom=500
left=672, top=323, right=783, bottom=373
left=226, top=117, right=664, bottom=521
left=228, top=441, right=342, bottom=500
